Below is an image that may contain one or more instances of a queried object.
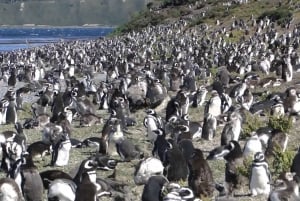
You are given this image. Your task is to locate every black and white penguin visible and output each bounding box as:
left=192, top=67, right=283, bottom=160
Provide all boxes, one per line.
left=40, top=169, right=72, bottom=189
left=74, top=172, right=99, bottom=201
left=134, top=157, right=164, bottom=185
left=0, top=177, right=24, bottom=201
left=202, top=113, right=217, bottom=141
left=0, top=98, right=9, bottom=125
left=152, top=129, right=172, bottom=162
left=6, top=93, right=18, bottom=124
left=204, top=90, right=222, bottom=118
left=8, top=154, right=44, bottom=201
left=249, top=152, right=271, bottom=196
left=282, top=56, right=293, bottom=82
left=163, top=184, right=196, bottom=201
left=188, top=148, right=214, bottom=199
left=50, top=133, right=72, bottom=167
left=243, top=133, right=263, bottom=158
left=143, top=109, right=164, bottom=143
left=191, top=86, right=208, bottom=108
left=141, top=175, right=168, bottom=201
left=207, top=141, right=244, bottom=196
left=48, top=159, right=99, bottom=201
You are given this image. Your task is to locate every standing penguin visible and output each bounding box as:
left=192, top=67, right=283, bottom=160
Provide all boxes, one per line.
left=249, top=152, right=271, bottom=196
left=6, top=92, right=18, bottom=124
left=202, top=113, right=217, bottom=141
left=8, top=68, right=17, bottom=88
left=51, top=133, right=72, bottom=167
left=291, top=147, right=300, bottom=178
left=8, top=154, right=44, bottom=201
left=204, top=90, right=222, bottom=118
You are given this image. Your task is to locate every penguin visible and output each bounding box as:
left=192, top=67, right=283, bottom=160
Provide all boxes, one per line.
left=6, top=93, right=18, bottom=124
left=188, top=148, right=215, bottom=199
left=164, top=142, right=189, bottom=182
left=268, top=172, right=300, bottom=201
left=143, top=109, right=164, bottom=143
left=207, top=141, right=244, bottom=196
left=163, top=184, right=196, bottom=201
left=243, top=133, right=263, bottom=158
left=50, top=133, right=72, bottom=167
left=202, top=113, right=217, bottom=141
left=237, top=88, right=253, bottom=110
left=27, top=141, right=52, bottom=160
left=265, top=129, right=289, bottom=158
left=0, top=98, right=9, bottom=125
left=220, top=111, right=242, bottom=146
left=48, top=159, right=99, bottom=201
left=270, top=95, right=285, bottom=118
left=282, top=56, right=293, bottom=82
left=7, top=68, right=17, bottom=88
left=74, top=172, right=98, bottom=201
left=204, top=90, right=222, bottom=118
left=291, top=147, right=300, bottom=178
left=152, top=129, right=172, bottom=163
left=134, top=157, right=164, bottom=185
left=40, top=169, right=72, bottom=189
left=191, top=86, right=207, bottom=107
left=178, top=139, right=195, bottom=163
left=8, top=154, right=44, bottom=201
left=0, top=177, right=24, bottom=201
left=249, top=152, right=271, bottom=196
left=115, top=138, right=144, bottom=162
left=141, top=175, right=168, bottom=201
left=80, top=137, right=108, bottom=154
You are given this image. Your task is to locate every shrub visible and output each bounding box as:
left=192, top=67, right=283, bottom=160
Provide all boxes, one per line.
left=241, top=112, right=264, bottom=139
left=268, top=115, right=293, bottom=133
left=237, top=156, right=253, bottom=178
left=270, top=147, right=295, bottom=178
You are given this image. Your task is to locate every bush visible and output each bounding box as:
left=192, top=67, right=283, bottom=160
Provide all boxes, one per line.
left=237, top=156, right=253, bottom=178
left=241, top=112, right=264, bottom=139
left=268, top=115, right=293, bottom=133
left=270, top=147, right=295, bottom=178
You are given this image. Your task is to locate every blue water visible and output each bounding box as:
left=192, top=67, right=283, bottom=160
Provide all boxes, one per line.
left=0, top=27, right=115, bottom=52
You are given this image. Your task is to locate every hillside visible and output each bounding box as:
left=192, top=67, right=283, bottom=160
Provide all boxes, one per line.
left=0, top=0, right=147, bottom=26
left=115, top=0, right=299, bottom=34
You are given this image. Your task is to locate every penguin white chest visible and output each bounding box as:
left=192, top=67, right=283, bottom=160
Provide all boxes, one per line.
left=55, top=140, right=72, bottom=167
left=250, top=166, right=271, bottom=196
left=208, top=97, right=221, bottom=117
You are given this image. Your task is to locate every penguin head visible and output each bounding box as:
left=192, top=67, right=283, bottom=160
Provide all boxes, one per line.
left=254, top=152, right=265, bottom=162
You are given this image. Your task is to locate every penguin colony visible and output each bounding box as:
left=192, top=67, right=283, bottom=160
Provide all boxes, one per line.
left=0, top=1, right=300, bottom=201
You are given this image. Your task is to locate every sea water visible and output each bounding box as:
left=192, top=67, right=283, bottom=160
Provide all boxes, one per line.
left=0, top=26, right=114, bottom=52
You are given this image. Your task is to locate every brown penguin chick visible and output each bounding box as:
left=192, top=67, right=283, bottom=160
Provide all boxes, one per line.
left=188, top=148, right=214, bottom=198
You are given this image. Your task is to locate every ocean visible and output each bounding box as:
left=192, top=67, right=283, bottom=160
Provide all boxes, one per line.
left=0, top=26, right=115, bottom=52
